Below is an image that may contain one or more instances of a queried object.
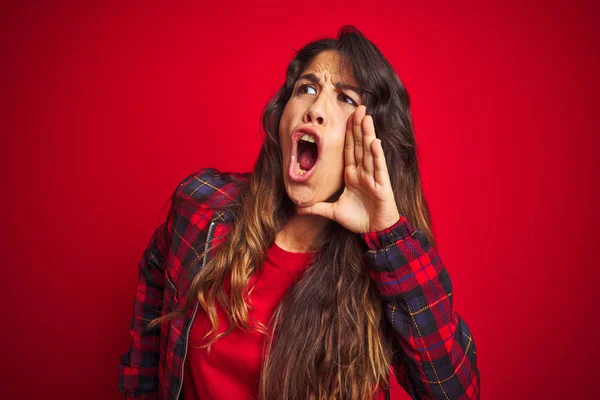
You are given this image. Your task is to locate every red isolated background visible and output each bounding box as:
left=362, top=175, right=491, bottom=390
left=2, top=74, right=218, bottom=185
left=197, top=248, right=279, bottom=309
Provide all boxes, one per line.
left=1, top=1, right=598, bottom=399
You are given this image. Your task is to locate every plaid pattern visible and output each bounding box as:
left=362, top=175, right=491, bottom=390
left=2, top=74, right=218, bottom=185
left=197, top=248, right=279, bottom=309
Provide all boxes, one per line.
left=118, top=168, right=480, bottom=399
left=362, top=219, right=480, bottom=399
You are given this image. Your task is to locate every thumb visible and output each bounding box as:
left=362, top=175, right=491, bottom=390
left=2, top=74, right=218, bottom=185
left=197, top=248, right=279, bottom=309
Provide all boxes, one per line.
left=297, top=202, right=336, bottom=221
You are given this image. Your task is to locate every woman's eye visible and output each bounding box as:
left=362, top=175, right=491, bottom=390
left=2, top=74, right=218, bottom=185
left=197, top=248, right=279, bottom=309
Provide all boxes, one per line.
left=297, top=84, right=317, bottom=95
left=339, top=93, right=357, bottom=106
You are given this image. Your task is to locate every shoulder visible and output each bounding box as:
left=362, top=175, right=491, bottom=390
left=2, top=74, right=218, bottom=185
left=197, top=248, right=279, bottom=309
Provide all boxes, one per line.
left=173, top=167, right=250, bottom=210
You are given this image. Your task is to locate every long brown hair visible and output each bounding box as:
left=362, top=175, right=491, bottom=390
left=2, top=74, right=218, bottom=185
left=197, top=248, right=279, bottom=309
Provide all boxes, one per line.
left=152, top=25, right=435, bottom=399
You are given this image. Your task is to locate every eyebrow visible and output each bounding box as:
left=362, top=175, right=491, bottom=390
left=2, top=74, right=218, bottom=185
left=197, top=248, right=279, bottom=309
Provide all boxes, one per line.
left=297, top=73, right=363, bottom=95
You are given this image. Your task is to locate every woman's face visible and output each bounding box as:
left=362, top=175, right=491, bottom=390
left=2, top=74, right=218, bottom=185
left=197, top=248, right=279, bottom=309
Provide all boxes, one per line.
left=279, top=50, right=362, bottom=208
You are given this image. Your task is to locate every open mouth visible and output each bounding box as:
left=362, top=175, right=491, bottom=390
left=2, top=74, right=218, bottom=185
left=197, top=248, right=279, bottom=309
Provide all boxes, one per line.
left=297, top=134, right=318, bottom=173
left=289, top=128, right=320, bottom=182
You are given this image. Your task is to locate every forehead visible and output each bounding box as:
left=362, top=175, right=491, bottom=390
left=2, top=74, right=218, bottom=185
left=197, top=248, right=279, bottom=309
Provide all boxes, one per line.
left=301, top=50, right=357, bottom=86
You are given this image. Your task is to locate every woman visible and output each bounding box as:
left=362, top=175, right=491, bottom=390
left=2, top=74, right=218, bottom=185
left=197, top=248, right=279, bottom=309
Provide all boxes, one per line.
left=118, top=26, right=480, bottom=400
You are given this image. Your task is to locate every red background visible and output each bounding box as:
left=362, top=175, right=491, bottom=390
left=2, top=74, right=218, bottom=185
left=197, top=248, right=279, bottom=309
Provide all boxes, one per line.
left=1, top=1, right=598, bottom=399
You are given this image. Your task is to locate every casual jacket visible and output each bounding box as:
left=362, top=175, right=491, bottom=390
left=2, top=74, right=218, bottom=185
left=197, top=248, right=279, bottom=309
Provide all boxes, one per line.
left=118, top=168, right=480, bottom=400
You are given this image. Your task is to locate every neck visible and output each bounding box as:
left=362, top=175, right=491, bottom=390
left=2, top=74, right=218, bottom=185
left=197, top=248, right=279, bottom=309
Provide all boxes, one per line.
left=275, top=211, right=330, bottom=253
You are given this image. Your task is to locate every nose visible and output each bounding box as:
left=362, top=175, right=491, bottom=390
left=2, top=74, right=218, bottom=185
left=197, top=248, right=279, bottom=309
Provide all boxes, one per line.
left=303, top=94, right=327, bottom=126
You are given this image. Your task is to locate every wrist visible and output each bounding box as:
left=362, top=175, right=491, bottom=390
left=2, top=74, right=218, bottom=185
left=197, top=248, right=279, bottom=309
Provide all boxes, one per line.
left=361, top=215, right=415, bottom=251
left=369, top=212, right=400, bottom=233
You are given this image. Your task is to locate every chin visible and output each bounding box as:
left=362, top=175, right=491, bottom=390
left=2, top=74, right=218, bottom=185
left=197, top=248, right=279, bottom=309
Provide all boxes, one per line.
left=285, top=183, right=343, bottom=209
left=285, top=187, right=318, bottom=208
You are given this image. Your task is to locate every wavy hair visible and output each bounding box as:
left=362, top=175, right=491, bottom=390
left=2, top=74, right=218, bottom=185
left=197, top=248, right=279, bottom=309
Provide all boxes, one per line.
left=152, top=25, right=434, bottom=400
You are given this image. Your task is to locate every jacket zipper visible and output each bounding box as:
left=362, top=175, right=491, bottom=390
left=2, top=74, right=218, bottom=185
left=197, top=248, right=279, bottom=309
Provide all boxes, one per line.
left=174, top=219, right=216, bottom=400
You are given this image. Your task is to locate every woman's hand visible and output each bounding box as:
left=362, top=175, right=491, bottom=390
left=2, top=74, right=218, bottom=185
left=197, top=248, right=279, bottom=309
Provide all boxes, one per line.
left=297, top=105, right=400, bottom=234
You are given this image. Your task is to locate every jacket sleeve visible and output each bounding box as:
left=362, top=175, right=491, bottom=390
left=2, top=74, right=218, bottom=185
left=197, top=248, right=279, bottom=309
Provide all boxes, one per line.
left=117, top=200, right=175, bottom=399
left=361, top=216, right=480, bottom=400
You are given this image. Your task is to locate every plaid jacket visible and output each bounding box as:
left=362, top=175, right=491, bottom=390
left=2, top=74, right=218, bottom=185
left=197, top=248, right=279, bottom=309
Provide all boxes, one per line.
left=118, top=168, right=480, bottom=400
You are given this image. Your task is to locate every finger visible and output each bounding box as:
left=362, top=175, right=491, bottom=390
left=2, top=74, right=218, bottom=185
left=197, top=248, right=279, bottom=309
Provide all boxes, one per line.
left=345, top=111, right=356, bottom=167
left=372, top=139, right=392, bottom=187
left=361, top=114, right=376, bottom=175
left=353, top=105, right=366, bottom=166
left=297, top=202, right=336, bottom=221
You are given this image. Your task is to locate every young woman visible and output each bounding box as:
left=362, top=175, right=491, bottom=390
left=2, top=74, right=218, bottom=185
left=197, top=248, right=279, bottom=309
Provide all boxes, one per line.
left=118, top=26, right=480, bottom=400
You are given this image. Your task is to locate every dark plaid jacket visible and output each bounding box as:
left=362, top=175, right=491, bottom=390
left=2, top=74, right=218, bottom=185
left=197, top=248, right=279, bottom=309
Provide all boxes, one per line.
left=118, top=168, right=480, bottom=399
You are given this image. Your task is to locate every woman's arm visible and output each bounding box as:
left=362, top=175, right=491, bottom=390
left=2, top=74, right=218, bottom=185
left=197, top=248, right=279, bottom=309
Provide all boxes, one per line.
left=361, top=216, right=480, bottom=400
left=296, top=106, right=479, bottom=398
left=117, top=206, right=174, bottom=399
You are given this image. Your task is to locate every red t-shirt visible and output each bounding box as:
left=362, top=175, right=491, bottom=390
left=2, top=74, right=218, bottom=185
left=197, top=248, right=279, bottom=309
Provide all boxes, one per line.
left=183, top=242, right=312, bottom=400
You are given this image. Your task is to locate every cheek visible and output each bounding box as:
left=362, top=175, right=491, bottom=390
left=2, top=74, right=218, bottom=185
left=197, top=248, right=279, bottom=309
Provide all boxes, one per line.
left=278, top=104, right=293, bottom=142
left=322, top=133, right=347, bottom=170
left=278, top=123, right=288, bottom=151
left=334, top=126, right=348, bottom=159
